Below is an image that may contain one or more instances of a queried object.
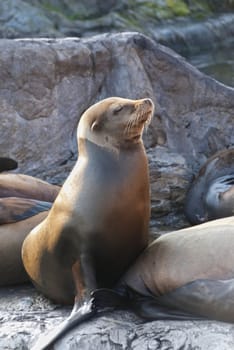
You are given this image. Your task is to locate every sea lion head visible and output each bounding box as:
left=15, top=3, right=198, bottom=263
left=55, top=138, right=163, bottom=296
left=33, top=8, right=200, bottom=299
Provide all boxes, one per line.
left=77, top=97, right=154, bottom=154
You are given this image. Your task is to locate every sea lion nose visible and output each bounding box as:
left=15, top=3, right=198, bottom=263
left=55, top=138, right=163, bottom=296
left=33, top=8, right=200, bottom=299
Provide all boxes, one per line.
left=143, top=98, right=153, bottom=106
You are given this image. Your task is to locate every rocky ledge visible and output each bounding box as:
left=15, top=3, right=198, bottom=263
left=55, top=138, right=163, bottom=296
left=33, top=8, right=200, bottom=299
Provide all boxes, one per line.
left=0, top=32, right=233, bottom=226
left=0, top=32, right=234, bottom=349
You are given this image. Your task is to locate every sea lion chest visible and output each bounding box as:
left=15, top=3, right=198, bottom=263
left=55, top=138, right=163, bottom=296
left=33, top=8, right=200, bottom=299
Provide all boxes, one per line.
left=56, top=144, right=149, bottom=284
left=23, top=141, right=150, bottom=303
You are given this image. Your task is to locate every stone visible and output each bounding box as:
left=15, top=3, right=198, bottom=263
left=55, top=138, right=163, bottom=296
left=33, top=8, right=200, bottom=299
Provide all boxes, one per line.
left=1, top=285, right=234, bottom=350
left=0, top=32, right=233, bottom=225
left=0, top=0, right=59, bottom=38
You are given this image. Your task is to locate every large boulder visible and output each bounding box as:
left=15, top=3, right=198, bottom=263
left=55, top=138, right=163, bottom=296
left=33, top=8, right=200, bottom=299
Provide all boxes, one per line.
left=0, top=32, right=233, bottom=225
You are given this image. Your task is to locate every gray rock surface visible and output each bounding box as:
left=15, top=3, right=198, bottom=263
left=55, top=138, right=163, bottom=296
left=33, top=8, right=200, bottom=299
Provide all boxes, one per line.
left=0, top=0, right=59, bottom=38
left=0, top=32, right=233, bottom=225
left=0, top=32, right=234, bottom=349
left=1, top=285, right=234, bottom=349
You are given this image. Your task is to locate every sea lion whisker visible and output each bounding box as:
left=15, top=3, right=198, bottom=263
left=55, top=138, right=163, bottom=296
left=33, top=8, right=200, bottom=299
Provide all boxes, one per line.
left=124, top=119, right=134, bottom=135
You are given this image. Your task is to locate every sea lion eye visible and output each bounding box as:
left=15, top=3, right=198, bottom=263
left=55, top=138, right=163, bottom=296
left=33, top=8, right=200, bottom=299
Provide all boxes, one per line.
left=91, top=120, right=101, bottom=131
left=113, top=105, right=123, bottom=114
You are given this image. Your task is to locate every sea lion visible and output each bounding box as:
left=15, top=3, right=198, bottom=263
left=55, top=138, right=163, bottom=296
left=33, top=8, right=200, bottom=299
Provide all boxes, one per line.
left=0, top=197, right=52, bottom=225
left=22, top=97, right=153, bottom=309
left=0, top=198, right=52, bottom=285
left=0, top=212, right=50, bottom=285
left=0, top=173, right=59, bottom=285
left=112, top=216, right=234, bottom=322
left=0, top=173, right=60, bottom=202
left=31, top=216, right=234, bottom=350
left=185, top=148, right=234, bottom=224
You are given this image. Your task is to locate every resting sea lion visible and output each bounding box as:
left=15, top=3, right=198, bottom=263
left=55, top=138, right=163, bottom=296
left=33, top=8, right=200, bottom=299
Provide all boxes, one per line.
left=116, top=216, right=234, bottom=322
left=0, top=211, right=50, bottom=285
left=0, top=198, right=52, bottom=285
left=185, top=148, right=234, bottom=224
left=23, top=96, right=153, bottom=309
left=0, top=173, right=60, bottom=202
left=31, top=216, right=234, bottom=350
left=0, top=174, right=59, bottom=285
left=0, top=197, right=52, bottom=225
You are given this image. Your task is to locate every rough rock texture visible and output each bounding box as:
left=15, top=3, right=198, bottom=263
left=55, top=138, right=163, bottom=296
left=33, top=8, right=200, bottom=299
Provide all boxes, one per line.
left=0, top=0, right=59, bottom=38
left=0, top=32, right=234, bottom=349
left=1, top=285, right=234, bottom=350
left=0, top=32, right=233, bottom=225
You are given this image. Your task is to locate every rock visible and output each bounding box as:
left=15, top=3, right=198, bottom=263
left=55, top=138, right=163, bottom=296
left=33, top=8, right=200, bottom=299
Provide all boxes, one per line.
left=0, top=32, right=234, bottom=349
left=148, top=146, right=191, bottom=229
left=1, top=285, right=234, bottom=350
left=0, top=1, right=234, bottom=58
left=0, top=0, right=59, bottom=38
left=0, top=32, right=233, bottom=225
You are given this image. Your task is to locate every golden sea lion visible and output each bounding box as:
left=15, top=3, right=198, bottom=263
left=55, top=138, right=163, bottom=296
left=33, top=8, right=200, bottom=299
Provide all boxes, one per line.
left=23, top=96, right=154, bottom=349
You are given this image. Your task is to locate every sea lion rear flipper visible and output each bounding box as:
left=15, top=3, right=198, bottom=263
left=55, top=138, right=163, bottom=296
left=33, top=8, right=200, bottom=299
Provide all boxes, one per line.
left=119, top=286, right=203, bottom=321
left=151, top=278, right=234, bottom=323
left=0, top=197, right=52, bottom=224
left=0, top=158, right=17, bottom=172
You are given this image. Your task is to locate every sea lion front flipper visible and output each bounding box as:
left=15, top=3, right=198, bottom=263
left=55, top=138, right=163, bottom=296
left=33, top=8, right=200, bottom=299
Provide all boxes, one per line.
left=154, top=278, right=234, bottom=323
left=0, top=158, right=17, bottom=172
left=91, top=288, right=130, bottom=310
left=0, top=197, right=52, bottom=224
left=135, top=278, right=234, bottom=323
left=91, top=288, right=202, bottom=321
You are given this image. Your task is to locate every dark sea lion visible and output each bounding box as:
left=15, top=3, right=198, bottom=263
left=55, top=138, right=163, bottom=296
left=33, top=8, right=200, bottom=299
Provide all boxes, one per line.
left=0, top=157, right=17, bottom=172
left=0, top=173, right=60, bottom=202
left=23, top=96, right=154, bottom=349
left=31, top=216, right=234, bottom=350
left=185, top=148, right=234, bottom=224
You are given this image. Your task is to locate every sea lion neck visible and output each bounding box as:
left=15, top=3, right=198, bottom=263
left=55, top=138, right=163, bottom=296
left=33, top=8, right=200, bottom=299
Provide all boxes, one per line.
left=78, top=137, right=118, bottom=159
left=78, top=137, right=145, bottom=166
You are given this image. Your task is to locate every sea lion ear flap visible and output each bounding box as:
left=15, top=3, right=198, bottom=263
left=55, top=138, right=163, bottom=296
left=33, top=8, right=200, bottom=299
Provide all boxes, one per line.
left=91, top=120, right=101, bottom=132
